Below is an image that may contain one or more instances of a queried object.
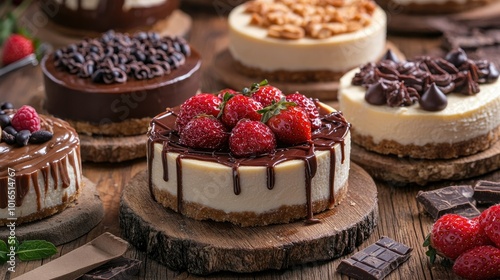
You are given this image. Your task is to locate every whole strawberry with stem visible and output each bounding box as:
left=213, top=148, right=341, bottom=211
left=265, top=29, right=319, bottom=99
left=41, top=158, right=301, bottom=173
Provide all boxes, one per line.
left=219, top=93, right=263, bottom=129
left=217, top=88, right=239, bottom=100
left=175, top=93, right=222, bottom=133
left=179, top=115, right=228, bottom=150
left=243, top=80, right=284, bottom=107
left=423, top=214, right=492, bottom=263
left=453, top=245, right=500, bottom=280
left=229, top=119, right=276, bottom=157
left=285, top=92, right=322, bottom=130
left=259, top=98, right=312, bottom=146
left=478, top=204, right=500, bottom=248
left=2, top=33, right=34, bottom=66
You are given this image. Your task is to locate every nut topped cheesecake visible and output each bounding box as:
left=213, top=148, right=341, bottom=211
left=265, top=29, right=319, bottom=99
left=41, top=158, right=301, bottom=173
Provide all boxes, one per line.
left=42, top=30, right=201, bottom=136
left=338, top=49, right=500, bottom=159
left=0, top=103, right=82, bottom=225
left=376, top=0, right=497, bottom=14
left=147, top=83, right=351, bottom=226
left=228, top=0, right=387, bottom=83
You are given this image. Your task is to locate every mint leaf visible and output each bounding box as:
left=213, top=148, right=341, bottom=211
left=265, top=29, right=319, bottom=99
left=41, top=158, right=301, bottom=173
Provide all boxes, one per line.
left=0, top=240, right=8, bottom=264
left=17, top=240, right=57, bottom=261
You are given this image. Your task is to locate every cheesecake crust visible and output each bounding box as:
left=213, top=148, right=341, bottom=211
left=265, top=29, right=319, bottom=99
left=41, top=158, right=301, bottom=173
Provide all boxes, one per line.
left=352, top=125, right=500, bottom=159
left=67, top=117, right=150, bottom=136
left=151, top=182, right=349, bottom=227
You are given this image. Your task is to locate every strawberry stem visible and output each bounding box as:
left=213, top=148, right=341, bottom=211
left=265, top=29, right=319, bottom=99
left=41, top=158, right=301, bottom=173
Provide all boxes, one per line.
left=242, top=79, right=268, bottom=96
left=257, top=97, right=296, bottom=123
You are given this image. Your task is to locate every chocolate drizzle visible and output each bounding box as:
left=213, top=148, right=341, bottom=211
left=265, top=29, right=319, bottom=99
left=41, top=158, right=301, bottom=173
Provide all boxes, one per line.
left=352, top=49, right=500, bottom=111
left=0, top=112, right=81, bottom=213
left=147, top=105, right=350, bottom=224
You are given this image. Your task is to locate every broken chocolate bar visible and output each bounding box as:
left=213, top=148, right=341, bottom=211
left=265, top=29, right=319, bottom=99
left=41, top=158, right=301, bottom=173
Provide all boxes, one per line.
left=416, top=185, right=479, bottom=220
left=80, top=257, right=141, bottom=280
left=337, top=236, right=412, bottom=280
left=473, top=180, right=500, bottom=205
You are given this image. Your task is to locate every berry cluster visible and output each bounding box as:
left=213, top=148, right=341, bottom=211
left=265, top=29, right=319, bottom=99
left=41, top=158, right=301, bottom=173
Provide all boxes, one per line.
left=424, top=204, right=500, bottom=280
left=174, top=81, right=322, bottom=157
left=0, top=103, right=53, bottom=147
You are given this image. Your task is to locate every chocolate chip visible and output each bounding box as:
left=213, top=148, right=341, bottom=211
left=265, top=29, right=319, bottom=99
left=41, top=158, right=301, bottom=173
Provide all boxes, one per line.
left=29, top=130, right=53, bottom=144
left=445, top=48, right=468, bottom=68
left=487, top=62, right=499, bottom=82
left=365, top=82, right=387, bottom=105
left=15, top=130, right=31, bottom=146
left=381, top=49, right=400, bottom=63
left=419, top=83, right=447, bottom=111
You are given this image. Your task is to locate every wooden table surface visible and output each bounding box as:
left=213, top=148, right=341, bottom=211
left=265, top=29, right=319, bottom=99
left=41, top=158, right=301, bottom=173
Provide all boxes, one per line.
left=1, top=3, right=500, bottom=279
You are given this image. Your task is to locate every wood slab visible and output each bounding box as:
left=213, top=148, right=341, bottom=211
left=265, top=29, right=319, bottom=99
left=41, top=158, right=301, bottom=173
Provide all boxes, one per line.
left=36, top=9, right=192, bottom=49
left=350, top=141, right=500, bottom=186
left=80, top=134, right=147, bottom=163
left=212, top=42, right=404, bottom=101
left=0, top=177, right=104, bottom=246
left=119, top=163, right=378, bottom=275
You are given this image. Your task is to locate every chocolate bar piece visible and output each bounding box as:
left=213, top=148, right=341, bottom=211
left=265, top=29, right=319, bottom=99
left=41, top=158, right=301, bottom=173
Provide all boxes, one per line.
left=416, top=185, right=478, bottom=220
left=80, top=257, right=141, bottom=280
left=473, top=180, right=500, bottom=205
left=337, top=236, right=412, bottom=280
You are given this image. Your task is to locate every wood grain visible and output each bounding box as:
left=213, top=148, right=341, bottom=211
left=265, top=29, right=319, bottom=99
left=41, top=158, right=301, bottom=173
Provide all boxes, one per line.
left=119, top=164, right=378, bottom=275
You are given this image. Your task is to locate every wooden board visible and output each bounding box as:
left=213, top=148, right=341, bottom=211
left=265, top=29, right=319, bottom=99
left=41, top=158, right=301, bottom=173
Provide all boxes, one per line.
left=80, top=134, right=147, bottom=163
left=350, top=141, right=500, bottom=186
left=119, top=163, right=378, bottom=275
left=0, top=177, right=104, bottom=246
left=212, top=42, right=404, bottom=101
left=36, top=9, right=192, bottom=49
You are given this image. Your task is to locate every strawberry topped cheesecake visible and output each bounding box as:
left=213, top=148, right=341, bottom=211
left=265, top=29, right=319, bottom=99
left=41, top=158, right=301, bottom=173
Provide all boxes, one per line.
left=0, top=103, right=82, bottom=225
left=147, top=82, right=351, bottom=226
left=338, top=49, right=500, bottom=159
left=227, top=0, right=387, bottom=83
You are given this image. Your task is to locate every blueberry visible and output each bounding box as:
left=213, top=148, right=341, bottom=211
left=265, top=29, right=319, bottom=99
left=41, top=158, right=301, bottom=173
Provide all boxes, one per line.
left=29, top=130, right=53, bottom=144
left=73, top=53, right=85, bottom=64
left=0, top=114, right=10, bottom=128
left=0, top=102, right=14, bottom=110
left=16, top=130, right=31, bottom=146
left=92, top=69, right=105, bottom=83
left=4, top=126, right=17, bottom=136
left=133, top=51, right=146, bottom=62
left=1, top=131, right=15, bottom=145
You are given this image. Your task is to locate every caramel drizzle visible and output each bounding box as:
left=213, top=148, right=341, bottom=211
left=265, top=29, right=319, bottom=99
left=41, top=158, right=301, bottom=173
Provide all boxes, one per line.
left=147, top=107, right=350, bottom=223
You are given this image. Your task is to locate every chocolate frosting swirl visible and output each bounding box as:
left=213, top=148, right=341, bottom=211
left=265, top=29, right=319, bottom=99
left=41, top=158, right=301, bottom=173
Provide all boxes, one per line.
left=53, top=30, right=191, bottom=84
left=352, top=49, right=500, bottom=111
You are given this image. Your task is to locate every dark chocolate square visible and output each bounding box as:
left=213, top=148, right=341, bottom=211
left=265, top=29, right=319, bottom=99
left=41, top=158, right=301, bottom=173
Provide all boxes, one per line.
left=416, top=185, right=476, bottom=220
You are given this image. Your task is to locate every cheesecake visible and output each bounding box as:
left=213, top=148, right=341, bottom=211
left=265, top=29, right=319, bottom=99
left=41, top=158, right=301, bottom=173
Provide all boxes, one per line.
left=338, top=49, right=500, bottom=159
left=0, top=104, right=82, bottom=225
left=42, top=30, right=201, bottom=136
left=227, top=0, right=387, bottom=83
left=147, top=86, right=351, bottom=226
left=376, top=0, right=496, bottom=14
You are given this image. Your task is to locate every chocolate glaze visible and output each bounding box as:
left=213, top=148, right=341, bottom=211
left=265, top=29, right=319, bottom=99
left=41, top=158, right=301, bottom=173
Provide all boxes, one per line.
left=40, top=0, right=179, bottom=33
left=0, top=111, right=81, bottom=210
left=147, top=104, right=350, bottom=223
left=42, top=48, right=201, bottom=123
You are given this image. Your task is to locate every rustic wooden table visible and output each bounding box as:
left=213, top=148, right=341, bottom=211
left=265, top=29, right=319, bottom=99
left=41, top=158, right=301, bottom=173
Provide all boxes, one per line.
left=1, top=3, right=500, bottom=279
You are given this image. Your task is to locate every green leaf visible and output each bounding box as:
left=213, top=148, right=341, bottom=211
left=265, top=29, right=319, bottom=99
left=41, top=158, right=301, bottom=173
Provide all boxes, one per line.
left=0, top=13, right=15, bottom=45
left=0, top=240, right=8, bottom=264
left=17, top=240, right=57, bottom=261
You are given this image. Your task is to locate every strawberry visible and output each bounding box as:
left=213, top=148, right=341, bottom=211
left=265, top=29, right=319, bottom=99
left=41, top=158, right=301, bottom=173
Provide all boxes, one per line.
left=478, top=204, right=500, bottom=248
left=217, top=88, right=239, bottom=100
left=220, top=94, right=263, bottom=129
left=243, top=80, right=284, bottom=107
left=11, top=105, right=40, bottom=132
left=175, top=94, right=222, bottom=133
left=285, top=92, right=322, bottom=130
left=260, top=99, right=312, bottom=146
left=2, top=34, right=34, bottom=66
left=453, top=245, right=500, bottom=280
left=179, top=115, right=228, bottom=150
left=424, top=214, right=491, bottom=262
left=229, top=119, right=276, bottom=157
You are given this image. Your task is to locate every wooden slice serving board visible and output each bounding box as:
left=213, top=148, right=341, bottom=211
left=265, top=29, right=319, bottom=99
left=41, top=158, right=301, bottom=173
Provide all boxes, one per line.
left=350, top=141, right=500, bottom=186
left=212, top=42, right=404, bottom=101
left=119, top=163, right=378, bottom=275
left=36, top=10, right=192, bottom=49
left=80, top=134, right=147, bottom=163
left=0, top=177, right=104, bottom=246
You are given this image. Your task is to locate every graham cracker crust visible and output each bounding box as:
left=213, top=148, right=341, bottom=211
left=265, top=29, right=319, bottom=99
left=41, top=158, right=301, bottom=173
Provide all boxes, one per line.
left=151, top=182, right=349, bottom=227
left=351, top=125, right=500, bottom=159
left=67, top=117, right=151, bottom=136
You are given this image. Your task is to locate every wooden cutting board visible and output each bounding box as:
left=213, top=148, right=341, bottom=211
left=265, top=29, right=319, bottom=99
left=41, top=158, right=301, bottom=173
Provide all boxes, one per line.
left=119, top=163, right=378, bottom=275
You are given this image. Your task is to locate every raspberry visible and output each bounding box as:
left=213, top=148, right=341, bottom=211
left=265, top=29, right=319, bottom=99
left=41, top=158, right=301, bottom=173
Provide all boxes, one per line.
left=11, top=105, right=40, bottom=133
